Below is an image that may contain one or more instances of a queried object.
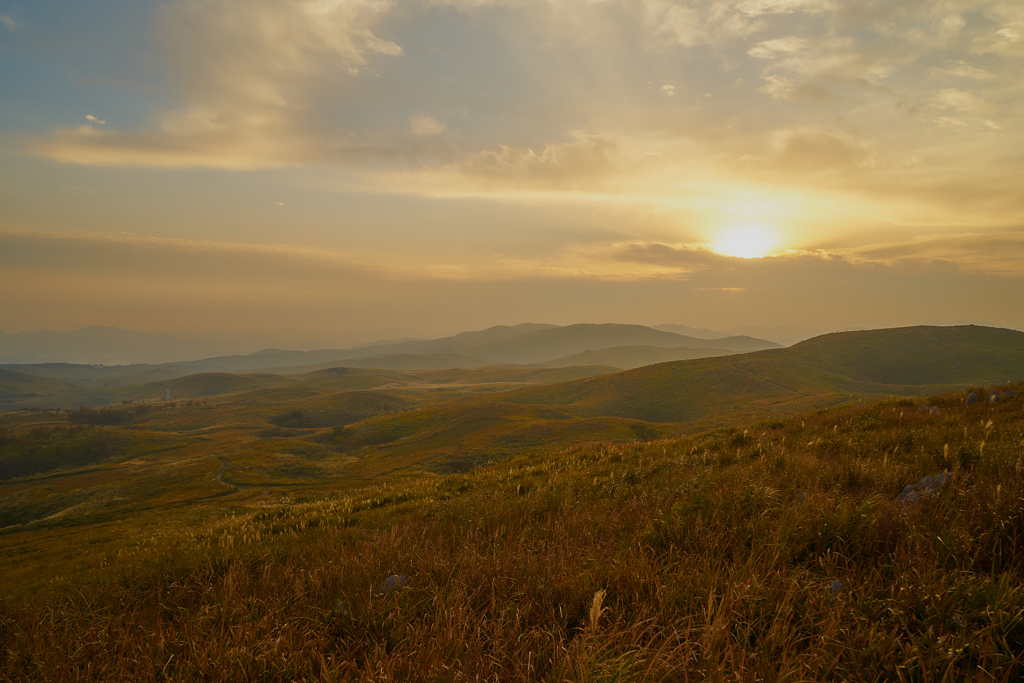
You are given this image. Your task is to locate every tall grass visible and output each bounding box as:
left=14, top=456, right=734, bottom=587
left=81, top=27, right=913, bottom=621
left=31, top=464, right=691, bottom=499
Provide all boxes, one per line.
left=2, top=385, right=1023, bottom=681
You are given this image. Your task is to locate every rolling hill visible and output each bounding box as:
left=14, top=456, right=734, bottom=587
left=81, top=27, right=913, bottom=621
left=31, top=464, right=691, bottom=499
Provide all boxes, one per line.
left=157, top=373, right=298, bottom=399
left=458, top=324, right=780, bottom=363
left=317, top=325, right=1024, bottom=471
left=0, top=368, right=161, bottom=410
left=1, top=323, right=780, bottom=381
left=541, top=345, right=734, bottom=369
left=493, top=325, right=1024, bottom=422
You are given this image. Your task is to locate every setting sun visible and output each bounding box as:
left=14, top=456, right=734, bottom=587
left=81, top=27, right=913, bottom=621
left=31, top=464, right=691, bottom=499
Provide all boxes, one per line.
left=713, top=224, right=777, bottom=259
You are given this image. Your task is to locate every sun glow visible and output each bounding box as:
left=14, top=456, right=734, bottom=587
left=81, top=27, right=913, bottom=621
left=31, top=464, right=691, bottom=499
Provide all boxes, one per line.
left=713, top=223, right=777, bottom=259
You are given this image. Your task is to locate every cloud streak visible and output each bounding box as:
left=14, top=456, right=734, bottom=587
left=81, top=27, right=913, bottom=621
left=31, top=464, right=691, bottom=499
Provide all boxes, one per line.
left=35, top=0, right=403, bottom=169
left=4, top=229, right=1020, bottom=335
left=6, top=0, right=1024, bottom=337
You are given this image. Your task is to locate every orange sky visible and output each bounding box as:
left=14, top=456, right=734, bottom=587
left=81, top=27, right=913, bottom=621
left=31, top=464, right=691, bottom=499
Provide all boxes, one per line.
left=2, top=0, right=1022, bottom=336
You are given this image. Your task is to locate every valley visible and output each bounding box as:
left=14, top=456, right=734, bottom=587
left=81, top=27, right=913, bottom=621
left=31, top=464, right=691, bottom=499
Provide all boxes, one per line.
left=2, top=323, right=1024, bottom=680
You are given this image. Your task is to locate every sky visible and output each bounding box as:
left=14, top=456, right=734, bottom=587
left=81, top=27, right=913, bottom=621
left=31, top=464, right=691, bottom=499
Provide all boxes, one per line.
left=1, top=0, right=1022, bottom=338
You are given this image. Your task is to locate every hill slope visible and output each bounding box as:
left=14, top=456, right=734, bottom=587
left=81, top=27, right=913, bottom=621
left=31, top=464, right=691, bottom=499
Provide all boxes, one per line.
left=462, top=324, right=780, bottom=364
left=320, top=326, right=1024, bottom=465
left=784, top=325, right=1024, bottom=385
left=3, top=384, right=1022, bottom=680
left=1, top=323, right=778, bottom=378
left=496, top=325, right=1024, bottom=422
left=541, top=345, right=734, bottom=369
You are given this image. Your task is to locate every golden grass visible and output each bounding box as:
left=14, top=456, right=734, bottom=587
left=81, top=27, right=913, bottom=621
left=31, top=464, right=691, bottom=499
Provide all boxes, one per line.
left=1, top=384, right=1022, bottom=680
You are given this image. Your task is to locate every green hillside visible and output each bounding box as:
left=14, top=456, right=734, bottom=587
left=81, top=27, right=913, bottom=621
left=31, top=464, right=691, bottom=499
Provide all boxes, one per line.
left=785, top=325, right=1024, bottom=385
left=320, top=353, right=490, bottom=370
left=320, top=400, right=674, bottom=477
left=0, top=368, right=161, bottom=411
left=0, top=368, right=74, bottom=399
left=495, top=325, right=1024, bottom=423
left=310, top=326, right=1024, bottom=464
left=268, top=391, right=417, bottom=429
left=156, top=372, right=297, bottom=399
left=542, top=344, right=734, bottom=369
left=463, top=323, right=775, bottom=364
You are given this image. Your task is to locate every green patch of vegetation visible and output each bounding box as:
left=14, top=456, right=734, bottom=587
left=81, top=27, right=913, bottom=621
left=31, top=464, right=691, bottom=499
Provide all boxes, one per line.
left=158, top=372, right=297, bottom=399
left=220, top=438, right=349, bottom=486
left=0, top=425, right=188, bottom=479
left=68, top=404, right=158, bottom=425
left=269, top=391, right=416, bottom=428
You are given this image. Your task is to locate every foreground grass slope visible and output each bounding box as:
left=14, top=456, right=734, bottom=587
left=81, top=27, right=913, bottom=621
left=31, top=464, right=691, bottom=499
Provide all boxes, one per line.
left=2, top=382, right=1022, bottom=681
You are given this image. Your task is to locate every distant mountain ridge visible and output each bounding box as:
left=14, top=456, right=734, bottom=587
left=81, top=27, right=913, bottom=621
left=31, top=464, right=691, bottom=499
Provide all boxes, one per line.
left=1, top=323, right=780, bottom=380
left=0, top=322, right=781, bottom=408
left=0, top=326, right=418, bottom=365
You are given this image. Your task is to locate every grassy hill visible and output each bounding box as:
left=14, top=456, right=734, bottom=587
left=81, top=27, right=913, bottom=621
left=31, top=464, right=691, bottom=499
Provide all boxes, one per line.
left=1, top=381, right=1022, bottom=680
left=542, top=344, right=734, bottom=369
left=156, top=372, right=298, bottom=399
left=309, top=353, right=490, bottom=370
left=0, top=368, right=161, bottom=411
left=318, top=400, right=674, bottom=478
left=268, top=391, right=417, bottom=429
left=300, top=325, right=1024, bottom=473
left=494, top=325, right=1024, bottom=423
left=0, top=368, right=75, bottom=399
left=1, top=323, right=777, bottom=382
left=461, top=324, right=780, bottom=364
left=784, top=324, right=1024, bottom=385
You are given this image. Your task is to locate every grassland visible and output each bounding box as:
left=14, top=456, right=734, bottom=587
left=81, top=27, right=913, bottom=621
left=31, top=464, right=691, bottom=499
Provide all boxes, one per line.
left=1, top=381, right=1022, bottom=681
left=3, top=326, right=1022, bottom=540
left=2, top=325, right=1024, bottom=680
left=0, top=364, right=632, bottom=541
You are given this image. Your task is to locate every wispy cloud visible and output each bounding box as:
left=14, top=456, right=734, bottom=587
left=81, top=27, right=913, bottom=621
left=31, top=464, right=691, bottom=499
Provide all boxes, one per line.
left=35, top=0, right=403, bottom=169
left=21, top=0, right=1024, bottom=238
left=410, top=115, right=446, bottom=136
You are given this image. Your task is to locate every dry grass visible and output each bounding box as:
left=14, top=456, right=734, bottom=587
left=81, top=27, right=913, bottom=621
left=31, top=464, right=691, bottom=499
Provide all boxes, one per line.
left=1, top=384, right=1023, bottom=681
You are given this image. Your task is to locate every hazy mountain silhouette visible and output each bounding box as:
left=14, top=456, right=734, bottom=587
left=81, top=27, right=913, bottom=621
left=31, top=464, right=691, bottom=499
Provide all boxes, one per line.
left=0, top=326, right=418, bottom=365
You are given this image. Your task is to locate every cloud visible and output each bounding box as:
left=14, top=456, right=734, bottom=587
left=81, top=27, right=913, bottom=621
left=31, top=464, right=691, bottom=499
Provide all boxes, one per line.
left=85, top=115, right=107, bottom=125
left=607, top=241, right=731, bottom=270
left=35, top=0, right=403, bottom=169
left=21, top=0, right=1024, bottom=240
left=737, top=0, right=831, bottom=17
left=748, top=34, right=891, bottom=100
left=426, top=132, right=646, bottom=192
left=934, top=88, right=978, bottom=112
left=770, top=129, right=870, bottom=171
left=973, top=21, right=1024, bottom=57
left=853, top=230, right=1024, bottom=277
left=642, top=0, right=760, bottom=48
left=932, top=61, right=997, bottom=81
left=3, top=223, right=1024, bottom=335
left=410, top=115, right=446, bottom=136
left=0, top=14, right=20, bottom=30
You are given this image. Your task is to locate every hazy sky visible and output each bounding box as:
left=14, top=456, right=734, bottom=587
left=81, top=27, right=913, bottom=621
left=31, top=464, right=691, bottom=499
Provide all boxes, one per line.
left=2, top=0, right=1022, bottom=336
